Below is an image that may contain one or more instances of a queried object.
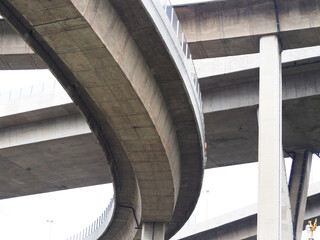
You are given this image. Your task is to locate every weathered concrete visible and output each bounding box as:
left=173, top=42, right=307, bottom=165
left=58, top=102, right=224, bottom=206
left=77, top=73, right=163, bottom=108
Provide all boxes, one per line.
left=0, top=0, right=204, bottom=239
left=289, top=151, right=313, bottom=240
left=0, top=100, right=114, bottom=198
left=202, top=58, right=320, bottom=168
left=175, top=0, right=320, bottom=58
left=0, top=20, right=46, bottom=69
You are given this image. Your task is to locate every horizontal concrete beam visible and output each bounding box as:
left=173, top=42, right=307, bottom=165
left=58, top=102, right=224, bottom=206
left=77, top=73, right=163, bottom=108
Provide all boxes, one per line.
left=0, top=78, right=75, bottom=129
left=202, top=68, right=320, bottom=113
left=195, top=46, right=320, bottom=82
left=175, top=0, right=320, bottom=58
left=0, top=113, right=112, bottom=199
left=203, top=64, right=320, bottom=167
left=0, top=113, right=90, bottom=148
left=0, top=20, right=46, bottom=69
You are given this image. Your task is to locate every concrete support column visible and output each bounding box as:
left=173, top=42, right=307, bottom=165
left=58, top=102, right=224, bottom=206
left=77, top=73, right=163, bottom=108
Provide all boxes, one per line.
left=289, top=150, right=313, bottom=240
left=258, top=35, right=292, bottom=239
left=141, top=223, right=165, bottom=240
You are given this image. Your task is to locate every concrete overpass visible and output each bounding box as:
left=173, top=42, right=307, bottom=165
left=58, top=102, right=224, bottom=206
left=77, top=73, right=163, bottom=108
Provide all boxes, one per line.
left=1, top=0, right=320, bottom=239
left=3, top=17, right=320, bottom=169
left=198, top=50, right=320, bottom=168
left=170, top=0, right=320, bottom=238
left=175, top=0, right=320, bottom=58
left=2, top=43, right=320, bottom=196
left=0, top=20, right=46, bottom=69
left=0, top=82, right=113, bottom=198
left=171, top=181, right=320, bottom=240
left=0, top=1, right=205, bottom=240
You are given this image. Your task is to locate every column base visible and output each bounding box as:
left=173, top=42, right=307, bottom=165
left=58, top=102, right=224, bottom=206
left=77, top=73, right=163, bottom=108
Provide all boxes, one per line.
left=141, top=222, right=165, bottom=240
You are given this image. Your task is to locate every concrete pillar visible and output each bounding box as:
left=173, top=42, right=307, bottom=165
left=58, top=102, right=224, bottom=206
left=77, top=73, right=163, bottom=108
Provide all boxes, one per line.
left=141, top=223, right=165, bottom=240
left=281, top=154, right=293, bottom=240
left=289, top=150, right=313, bottom=240
left=258, top=35, right=292, bottom=239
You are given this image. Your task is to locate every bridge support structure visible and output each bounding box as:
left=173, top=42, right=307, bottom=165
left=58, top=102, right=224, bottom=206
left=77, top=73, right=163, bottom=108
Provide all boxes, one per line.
left=289, top=150, right=313, bottom=240
left=258, top=34, right=293, bottom=239
left=142, top=223, right=165, bottom=240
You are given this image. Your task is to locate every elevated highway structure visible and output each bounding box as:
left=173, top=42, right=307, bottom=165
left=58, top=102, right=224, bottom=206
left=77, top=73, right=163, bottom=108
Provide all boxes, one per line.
left=175, top=0, right=320, bottom=58
left=1, top=0, right=320, bottom=239
left=0, top=0, right=205, bottom=240
left=0, top=81, right=112, bottom=198
left=175, top=1, right=320, bottom=238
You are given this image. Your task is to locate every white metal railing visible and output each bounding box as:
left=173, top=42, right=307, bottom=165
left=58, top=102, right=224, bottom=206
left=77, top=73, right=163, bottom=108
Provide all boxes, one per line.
left=65, top=197, right=114, bottom=240
left=157, top=0, right=203, bottom=112
left=145, top=0, right=206, bottom=164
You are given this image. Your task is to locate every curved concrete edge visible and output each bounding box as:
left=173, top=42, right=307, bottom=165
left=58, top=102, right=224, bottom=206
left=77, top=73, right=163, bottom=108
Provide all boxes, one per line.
left=0, top=0, right=205, bottom=239
left=66, top=197, right=115, bottom=240
left=0, top=2, right=139, bottom=240
left=137, top=0, right=205, bottom=237
left=142, top=0, right=205, bottom=155
left=99, top=182, right=142, bottom=240
left=71, top=0, right=180, bottom=223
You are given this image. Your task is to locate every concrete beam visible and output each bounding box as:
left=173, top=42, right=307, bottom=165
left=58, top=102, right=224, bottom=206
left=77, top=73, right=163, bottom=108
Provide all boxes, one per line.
left=196, top=46, right=320, bottom=89
left=203, top=64, right=320, bottom=168
left=0, top=113, right=111, bottom=199
left=0, top=20, right=46, bottom=69
left=0, top=80, right=73, bottom=128
left=289, top=151, right=313, bottom=240
left=175, top=0, right=320, bottom=58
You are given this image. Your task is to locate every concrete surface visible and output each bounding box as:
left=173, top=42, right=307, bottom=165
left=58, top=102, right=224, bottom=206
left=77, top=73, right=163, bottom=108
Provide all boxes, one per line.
left=175, top=0, right=320, bottom=58
left=0, top=0, right=204, bottom=239
left=1, top=0, right=320, bottom=239
left=257, top=35, right=287, bottom=239
left=0, top=20, right=46, bottom=69
left=195, top=46, right=320, bottom=83
left=202, top=55, right=320, bottom=168
left=289, top=151, right=313, bottom=240
left=0, top=80, right=114, bottom=199
left=142, top=223, right=165, bottom=240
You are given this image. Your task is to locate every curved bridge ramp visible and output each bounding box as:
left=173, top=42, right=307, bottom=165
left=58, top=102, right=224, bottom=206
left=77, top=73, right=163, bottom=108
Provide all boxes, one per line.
left=0, top=0, right=205, bottom=239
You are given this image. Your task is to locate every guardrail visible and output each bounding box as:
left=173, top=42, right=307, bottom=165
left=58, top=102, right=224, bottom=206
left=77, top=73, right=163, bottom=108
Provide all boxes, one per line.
left=65, top=197, right=114, bottom=240
left=145, top=0, right=206, bottom=163
left=157, top=0, right=203, bottom=112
